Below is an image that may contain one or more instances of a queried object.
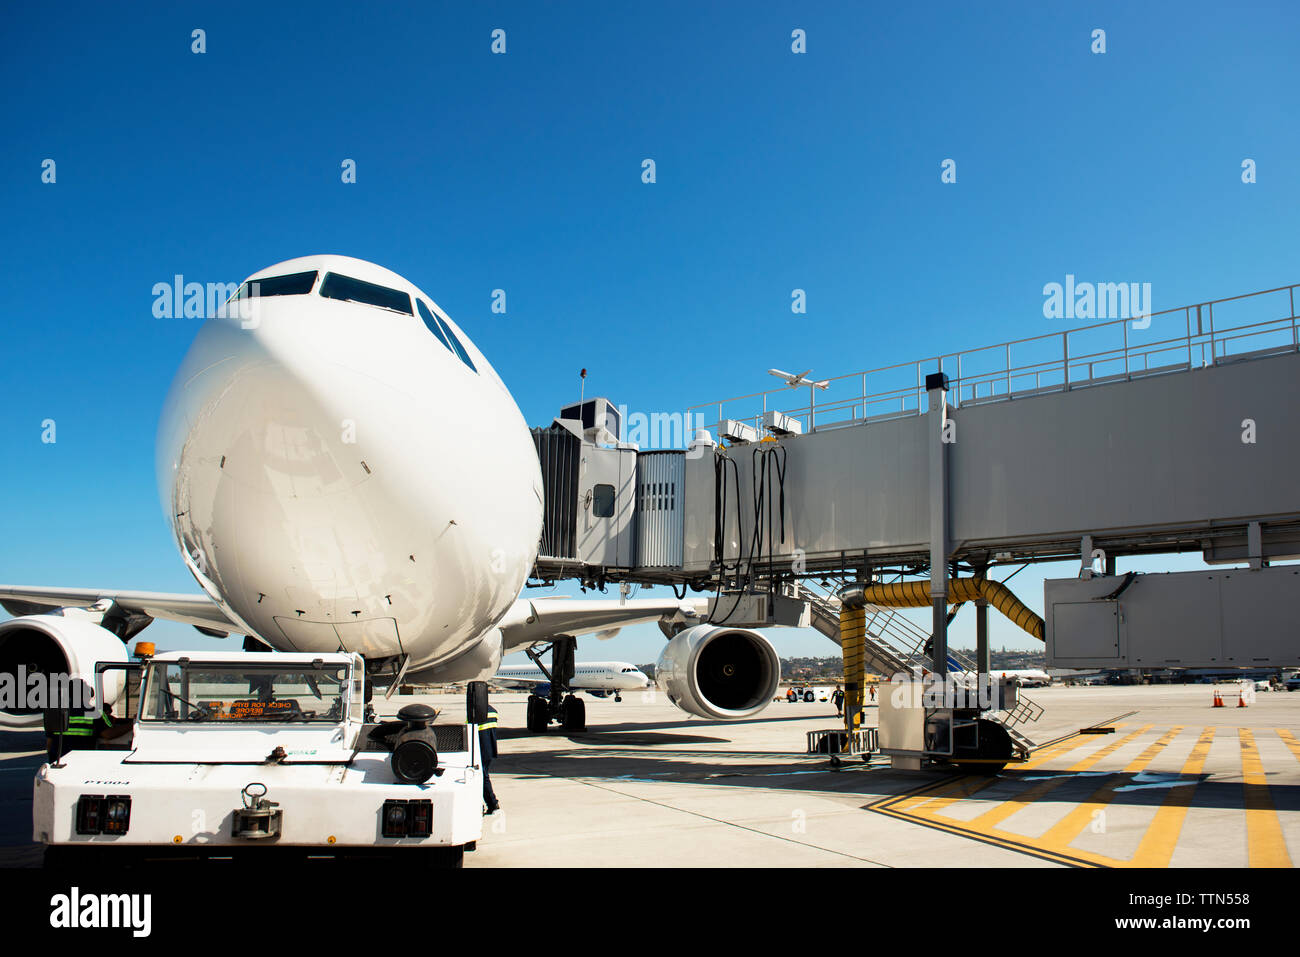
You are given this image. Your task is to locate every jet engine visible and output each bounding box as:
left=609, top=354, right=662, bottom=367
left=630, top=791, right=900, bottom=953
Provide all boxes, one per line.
left=0, top=614, right=129, bottom=729
left=655, top=624, right=780, bottom=720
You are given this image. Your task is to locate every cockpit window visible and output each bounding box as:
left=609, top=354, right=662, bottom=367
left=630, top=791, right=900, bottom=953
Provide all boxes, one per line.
left=441, top=320, right=478, bottom=373
left=417, top=299, right=478, bottom=373
left=319, top=272, right=413, bottom=315
left=416, top=299, right=455, bottom=353
left=232, top=270, right=317, bottom=299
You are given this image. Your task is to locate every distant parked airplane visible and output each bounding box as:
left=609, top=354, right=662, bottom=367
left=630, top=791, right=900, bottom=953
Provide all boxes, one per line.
left=494, top=661, right=651, bottom=702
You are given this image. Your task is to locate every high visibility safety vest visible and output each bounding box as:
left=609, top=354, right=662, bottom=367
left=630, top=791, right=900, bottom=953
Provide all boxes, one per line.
left=477, top=709, right=498, bottom=731
left=62, top=713, right=110, bottom=737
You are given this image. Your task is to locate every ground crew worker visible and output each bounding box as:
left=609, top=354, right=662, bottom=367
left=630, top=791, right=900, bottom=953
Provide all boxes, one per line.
left=44, top=706, right=112, bottom=763
left=786, top=686, right=797, bottom=703
left=869, top=684, right=877, bottom=703
left=832, top=685, right=845, bottom=717
left=478, top=702, right=500, bottom=815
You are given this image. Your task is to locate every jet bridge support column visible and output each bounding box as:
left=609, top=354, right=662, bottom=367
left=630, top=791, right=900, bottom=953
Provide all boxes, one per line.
left=927, top=373, right=950, bottom=676
left=974, top=563, right=990, bottom=676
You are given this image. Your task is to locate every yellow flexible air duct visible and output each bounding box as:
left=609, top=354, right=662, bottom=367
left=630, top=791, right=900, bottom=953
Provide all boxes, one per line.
left=840, top=604, right=866, bottom=732
left=858, top=578, right=1044, bottom=641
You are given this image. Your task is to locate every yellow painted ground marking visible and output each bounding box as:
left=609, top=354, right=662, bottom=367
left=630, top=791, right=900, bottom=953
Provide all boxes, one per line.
left=1126, top=727, right=1215, bottom=867
left=910, top=727, right=1123, bottom=817
left=905, top=723, right=1130, bottom=817
left=1239, top=728, right=1291, bottom=868
left=1034, top=726, right=1183, bottom=852
left=908, top=774, right=1004, bottom=815
left=1277, top=728, right=1300, bottom=763
left=949, top=724, right=1153, bottom=832
left=1017, top=727, right=1123, bottom=771
left=899, top=722, right=1123, bottom=816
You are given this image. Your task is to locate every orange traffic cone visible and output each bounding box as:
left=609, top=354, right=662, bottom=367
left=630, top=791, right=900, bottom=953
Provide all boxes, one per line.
left=1212, top=689, right=1224, bottom=708
left=1237, top=690, right=1248, bottom=707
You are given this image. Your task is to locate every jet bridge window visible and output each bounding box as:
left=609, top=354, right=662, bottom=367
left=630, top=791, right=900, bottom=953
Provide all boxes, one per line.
left=231, top=270, right=318, bottom=299
left=592, top=483, right=615, bottom=518
left=319, top=272, right=413, bottom=315
left=417, top=299, right=478, bottom=373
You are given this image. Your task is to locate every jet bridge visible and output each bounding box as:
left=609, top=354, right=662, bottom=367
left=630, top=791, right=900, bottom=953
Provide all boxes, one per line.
left=531, top=282, right=1300, bottom=765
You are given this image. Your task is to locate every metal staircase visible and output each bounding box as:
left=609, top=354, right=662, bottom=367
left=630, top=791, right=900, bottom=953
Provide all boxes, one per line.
left=796, top=578, right=1043, bottom=739
left=798, top=578, right=980, bottom=677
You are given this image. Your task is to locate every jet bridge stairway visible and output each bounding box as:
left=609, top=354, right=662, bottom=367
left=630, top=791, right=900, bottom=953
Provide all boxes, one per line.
left=799, top=579, right=978, bottom=678
left=797, top=580, right=1043, bottom=760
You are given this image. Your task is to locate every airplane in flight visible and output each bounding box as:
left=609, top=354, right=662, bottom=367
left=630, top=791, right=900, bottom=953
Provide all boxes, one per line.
left=493, top=661, right=651, bottom=702
left=0, top=256, right=781, bottom=733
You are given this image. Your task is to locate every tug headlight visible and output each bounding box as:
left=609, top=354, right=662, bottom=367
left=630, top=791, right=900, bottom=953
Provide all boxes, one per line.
left=102, top=797, right=132, bottom=835
left=75, top=795, right=131, bottom=835
left=382, top=801, right=408, bottom=837
left=381, top=799, right=433, bottom=838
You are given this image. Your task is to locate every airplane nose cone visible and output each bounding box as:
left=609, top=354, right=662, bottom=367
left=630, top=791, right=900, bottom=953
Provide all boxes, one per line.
left=157, top=301, right=542, bottom=664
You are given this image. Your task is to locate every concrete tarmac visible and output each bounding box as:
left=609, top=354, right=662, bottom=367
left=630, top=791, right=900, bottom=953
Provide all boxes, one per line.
left=2, top=683, right=1297, bottom=867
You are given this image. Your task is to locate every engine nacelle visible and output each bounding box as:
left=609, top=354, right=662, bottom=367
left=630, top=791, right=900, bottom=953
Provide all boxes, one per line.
left=0, top=614, right=129, bottom=729
left=655, top=624, right=781, bottom=720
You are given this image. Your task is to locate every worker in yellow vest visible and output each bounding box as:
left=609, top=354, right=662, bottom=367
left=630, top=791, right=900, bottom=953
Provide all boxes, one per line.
left=478, top=704, right=500, bottom=815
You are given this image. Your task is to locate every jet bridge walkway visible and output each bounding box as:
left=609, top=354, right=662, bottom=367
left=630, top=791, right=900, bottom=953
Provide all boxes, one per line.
left=530, top=281, right=1300, bottom=684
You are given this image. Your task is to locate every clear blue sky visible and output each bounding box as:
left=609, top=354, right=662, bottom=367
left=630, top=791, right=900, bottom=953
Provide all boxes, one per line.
left=2, top=1, right=1297, bottom=665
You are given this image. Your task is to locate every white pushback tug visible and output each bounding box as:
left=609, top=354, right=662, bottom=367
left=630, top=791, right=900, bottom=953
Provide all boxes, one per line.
left=33, top=649, right=483, bottom=866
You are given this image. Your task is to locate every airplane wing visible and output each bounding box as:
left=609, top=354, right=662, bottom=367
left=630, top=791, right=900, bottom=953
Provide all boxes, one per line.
left=498, top=596, right=709, bottom=654
left=0, top=585, right=241, bottom=635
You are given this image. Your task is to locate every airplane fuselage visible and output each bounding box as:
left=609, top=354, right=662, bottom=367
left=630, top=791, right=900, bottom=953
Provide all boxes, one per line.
left=495, top=662, right=651, bottom=692
left=156, top=256, right=544, bottom=677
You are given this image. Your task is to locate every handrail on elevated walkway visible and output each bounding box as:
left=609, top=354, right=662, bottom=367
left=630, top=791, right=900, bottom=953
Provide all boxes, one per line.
left=689, top=282, right=1300, bottom=436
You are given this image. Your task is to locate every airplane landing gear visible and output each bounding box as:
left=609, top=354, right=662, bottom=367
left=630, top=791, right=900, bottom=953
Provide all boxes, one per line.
left=614, top=694, right=622, bottom=703
left=525, top=693, right=549, bottom=733
left=524, top=637, right=586, bottom=733
left=560, top=694, right=586, bottom=732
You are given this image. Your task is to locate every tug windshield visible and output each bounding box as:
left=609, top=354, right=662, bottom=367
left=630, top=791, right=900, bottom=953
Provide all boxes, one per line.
left=140, top=661, right=348, bottom=723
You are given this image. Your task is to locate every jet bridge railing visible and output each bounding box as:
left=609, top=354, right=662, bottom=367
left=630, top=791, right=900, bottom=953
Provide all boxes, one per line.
left=690, top=282, right=1299, bottom=436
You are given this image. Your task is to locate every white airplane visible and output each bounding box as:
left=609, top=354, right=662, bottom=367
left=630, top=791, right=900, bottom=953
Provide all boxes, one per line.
left=992, top=669, right=1052, bottom=688
left=0, top=256, right=781, bottom=731
left=494, top=661, right=651, bottom=701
